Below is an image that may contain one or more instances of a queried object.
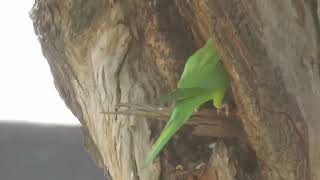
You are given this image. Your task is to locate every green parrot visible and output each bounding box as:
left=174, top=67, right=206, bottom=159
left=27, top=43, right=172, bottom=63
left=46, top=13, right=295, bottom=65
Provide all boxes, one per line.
left=145, top=38, right=230, bottom=164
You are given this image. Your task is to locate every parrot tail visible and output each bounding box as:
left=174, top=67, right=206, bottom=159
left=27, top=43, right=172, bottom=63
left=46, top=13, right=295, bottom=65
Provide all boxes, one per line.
left=145, top=93, right=212, bottom=165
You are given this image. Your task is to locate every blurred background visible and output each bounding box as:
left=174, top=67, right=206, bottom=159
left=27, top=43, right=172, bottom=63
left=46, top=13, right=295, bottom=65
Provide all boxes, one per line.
left=0, top=0, right=105, bottom=179
left=0, top=122, right=105, bottom=180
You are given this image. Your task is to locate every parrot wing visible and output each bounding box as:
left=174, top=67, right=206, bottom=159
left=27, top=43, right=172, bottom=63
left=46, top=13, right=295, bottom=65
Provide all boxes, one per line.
left=159, top=62, right=229, bottom=106
left=159, top=39, right=222, bottom=103
left=178, top=38, right=221, bottom=89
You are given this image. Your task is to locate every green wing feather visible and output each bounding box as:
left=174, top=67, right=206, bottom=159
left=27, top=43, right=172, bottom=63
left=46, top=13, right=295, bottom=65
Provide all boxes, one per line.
left=145, top=38, right=229, bottom=165
left=159, top=63, right=229, bottom=105
left=159, top=39, right=222, bottom=103
left=178, top=38, right=221, bottom=89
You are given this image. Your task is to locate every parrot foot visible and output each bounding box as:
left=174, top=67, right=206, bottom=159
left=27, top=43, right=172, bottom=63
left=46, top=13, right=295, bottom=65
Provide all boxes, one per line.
left=217, top=103, right=229, bottom=117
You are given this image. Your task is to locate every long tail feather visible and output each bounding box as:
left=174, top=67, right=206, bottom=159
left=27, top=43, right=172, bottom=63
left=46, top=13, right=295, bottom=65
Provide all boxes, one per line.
left=145, top=93, right=212, bottom=165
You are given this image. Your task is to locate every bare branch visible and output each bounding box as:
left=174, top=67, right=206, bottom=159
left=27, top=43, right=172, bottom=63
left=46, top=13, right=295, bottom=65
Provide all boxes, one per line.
left=101, top=103, right=246, bottom=140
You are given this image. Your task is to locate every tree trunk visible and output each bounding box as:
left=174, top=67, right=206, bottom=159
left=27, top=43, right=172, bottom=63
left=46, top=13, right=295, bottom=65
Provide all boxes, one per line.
left=30, top=0, right=320, bottom=179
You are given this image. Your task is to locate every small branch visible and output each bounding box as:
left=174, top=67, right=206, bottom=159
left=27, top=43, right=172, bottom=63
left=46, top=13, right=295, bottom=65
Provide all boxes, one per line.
left=101, top=103, right=246, bottom=140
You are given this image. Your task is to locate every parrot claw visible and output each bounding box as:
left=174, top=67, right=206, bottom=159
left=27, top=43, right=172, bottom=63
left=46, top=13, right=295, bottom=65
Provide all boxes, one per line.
left=217, top=103, right=229, bottom=117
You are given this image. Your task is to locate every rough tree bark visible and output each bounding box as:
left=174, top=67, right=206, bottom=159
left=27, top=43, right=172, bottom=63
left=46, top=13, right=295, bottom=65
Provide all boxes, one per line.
left=30, top=0, right=320, bottom=180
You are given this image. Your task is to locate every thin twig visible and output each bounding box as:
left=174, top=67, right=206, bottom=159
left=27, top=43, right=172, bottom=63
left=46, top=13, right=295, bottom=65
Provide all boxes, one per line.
left=101, top=103, right=245, bottom=139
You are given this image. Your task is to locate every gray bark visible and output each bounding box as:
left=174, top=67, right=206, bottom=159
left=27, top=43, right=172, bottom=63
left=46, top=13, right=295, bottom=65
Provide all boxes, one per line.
left=30, top=0, right=320, bottom=179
